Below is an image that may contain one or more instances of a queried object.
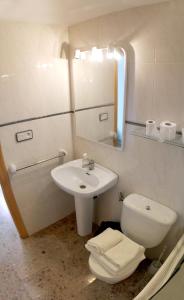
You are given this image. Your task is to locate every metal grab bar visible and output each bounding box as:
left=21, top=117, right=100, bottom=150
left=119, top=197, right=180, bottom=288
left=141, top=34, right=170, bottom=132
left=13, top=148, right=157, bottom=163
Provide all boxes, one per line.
left=8, top=149, right=67, bottom=175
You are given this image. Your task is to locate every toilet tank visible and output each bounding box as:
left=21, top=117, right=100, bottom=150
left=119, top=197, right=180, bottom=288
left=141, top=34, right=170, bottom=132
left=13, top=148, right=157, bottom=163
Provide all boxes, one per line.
left=121, top=194, right=177, bottom=248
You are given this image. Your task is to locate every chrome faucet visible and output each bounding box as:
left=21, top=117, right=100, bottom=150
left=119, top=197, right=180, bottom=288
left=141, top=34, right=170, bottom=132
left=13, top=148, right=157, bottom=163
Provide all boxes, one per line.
left=82, top=159, right=95, bottom=170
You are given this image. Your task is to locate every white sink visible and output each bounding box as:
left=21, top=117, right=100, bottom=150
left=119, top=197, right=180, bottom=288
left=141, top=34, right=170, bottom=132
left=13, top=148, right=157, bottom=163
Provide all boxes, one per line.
left=51, top=159, right=118, bottom=236
left=51, top=159, right=118, bottom=198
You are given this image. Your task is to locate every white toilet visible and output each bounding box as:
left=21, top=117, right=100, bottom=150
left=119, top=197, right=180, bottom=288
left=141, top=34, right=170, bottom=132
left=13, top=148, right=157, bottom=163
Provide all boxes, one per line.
left=89, top=194, right=177, bottom=284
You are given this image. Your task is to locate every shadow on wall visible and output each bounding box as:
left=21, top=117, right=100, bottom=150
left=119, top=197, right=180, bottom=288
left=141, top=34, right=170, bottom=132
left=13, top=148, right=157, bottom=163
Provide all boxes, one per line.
left=60, top=42, right=70, bottom=59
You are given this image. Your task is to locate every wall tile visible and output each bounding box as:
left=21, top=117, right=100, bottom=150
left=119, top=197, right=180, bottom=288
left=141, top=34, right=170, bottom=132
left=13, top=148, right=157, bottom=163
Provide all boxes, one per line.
left=0, top=22, right=70, bottom=124
left=154, top=63, right=184, bottom=128
left=0, top=22, right=74, bottom=234
left=0, top=113, right=74, bottom=234
left=127, top=62, right=155, bottom=122
left=69, top=0, right=184, bottom=252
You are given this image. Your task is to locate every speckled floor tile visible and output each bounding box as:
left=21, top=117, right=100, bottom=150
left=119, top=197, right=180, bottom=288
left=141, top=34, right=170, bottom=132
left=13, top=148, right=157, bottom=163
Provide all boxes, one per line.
left=0, top=264, right=32, bottom=300
left=0, top=190, right=152, bottom=300
left=23, top=267, right=64, bottom=299
left=14, top=235, right=67, bottom=280
left=75, top=260, right=152, bottom=300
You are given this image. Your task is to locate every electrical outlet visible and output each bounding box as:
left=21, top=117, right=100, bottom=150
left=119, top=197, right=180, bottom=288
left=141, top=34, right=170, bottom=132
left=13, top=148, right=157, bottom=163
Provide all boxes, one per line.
left=15, top=130, right=33, bottom=143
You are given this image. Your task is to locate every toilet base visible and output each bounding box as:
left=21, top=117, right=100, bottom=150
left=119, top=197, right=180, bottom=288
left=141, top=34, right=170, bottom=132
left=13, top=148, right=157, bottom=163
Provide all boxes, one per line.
left=89, top=255, right=139, bottom=284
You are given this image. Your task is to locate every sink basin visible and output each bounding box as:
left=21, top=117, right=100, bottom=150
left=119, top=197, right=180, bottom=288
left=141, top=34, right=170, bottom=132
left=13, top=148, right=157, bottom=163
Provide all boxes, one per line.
left=51, top=159, right=118, bottom=198
left=51, top=159, right=118, bottom=236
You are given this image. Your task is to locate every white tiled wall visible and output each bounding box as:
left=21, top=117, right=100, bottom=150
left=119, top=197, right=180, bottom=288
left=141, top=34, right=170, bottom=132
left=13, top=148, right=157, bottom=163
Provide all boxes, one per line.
left=1, top=115, right=74, bottom=235
left=0, top=21, right=74, bottom=235
left=69, top=0, right=184, bottom=254
left=0, top=22, right=71, bottom=123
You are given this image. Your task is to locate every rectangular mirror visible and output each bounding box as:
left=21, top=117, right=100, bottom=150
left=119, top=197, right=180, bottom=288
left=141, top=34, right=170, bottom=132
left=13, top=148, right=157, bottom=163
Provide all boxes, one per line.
left=72, top=47, right=127, bottom=149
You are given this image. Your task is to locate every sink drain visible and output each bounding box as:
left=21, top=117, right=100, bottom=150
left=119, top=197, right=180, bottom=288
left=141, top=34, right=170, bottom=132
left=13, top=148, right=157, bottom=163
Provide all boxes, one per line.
left=80, top=185, right=86, bottom=189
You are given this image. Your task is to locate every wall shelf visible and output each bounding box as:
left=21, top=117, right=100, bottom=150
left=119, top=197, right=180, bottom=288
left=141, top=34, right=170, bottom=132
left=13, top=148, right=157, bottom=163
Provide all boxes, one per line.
left=131, top=126, right=184, bottom=149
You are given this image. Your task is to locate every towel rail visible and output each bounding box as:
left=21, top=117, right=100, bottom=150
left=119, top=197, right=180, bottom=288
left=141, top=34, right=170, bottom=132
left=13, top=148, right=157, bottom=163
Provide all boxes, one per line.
left=8, top=149, right=67, bottom=174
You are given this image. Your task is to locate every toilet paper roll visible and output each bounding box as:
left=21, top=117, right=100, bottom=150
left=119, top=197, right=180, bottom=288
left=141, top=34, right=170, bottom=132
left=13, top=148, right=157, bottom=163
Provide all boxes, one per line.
left=160, top=121, right=176, bottom=141
left=146, top=120, right=156, bottom=137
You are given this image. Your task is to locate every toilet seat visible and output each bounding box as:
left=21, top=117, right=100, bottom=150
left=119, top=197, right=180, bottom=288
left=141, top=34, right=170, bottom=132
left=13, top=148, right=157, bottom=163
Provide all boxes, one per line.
left=89, top=254, right=143, bottom=284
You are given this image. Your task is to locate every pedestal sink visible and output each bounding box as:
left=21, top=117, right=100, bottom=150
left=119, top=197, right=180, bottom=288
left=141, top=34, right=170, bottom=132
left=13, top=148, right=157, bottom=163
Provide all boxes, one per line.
left=51, top=159, right=118, bottom=236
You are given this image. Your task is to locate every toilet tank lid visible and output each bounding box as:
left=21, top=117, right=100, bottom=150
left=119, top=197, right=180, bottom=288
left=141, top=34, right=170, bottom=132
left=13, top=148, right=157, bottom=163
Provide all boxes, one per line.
left=123, top=194, right=177, bottom=225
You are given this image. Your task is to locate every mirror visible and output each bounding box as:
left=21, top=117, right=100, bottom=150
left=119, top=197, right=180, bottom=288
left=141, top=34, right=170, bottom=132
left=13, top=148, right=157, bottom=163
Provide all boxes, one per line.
left=72, top=47, right=127, bottom=149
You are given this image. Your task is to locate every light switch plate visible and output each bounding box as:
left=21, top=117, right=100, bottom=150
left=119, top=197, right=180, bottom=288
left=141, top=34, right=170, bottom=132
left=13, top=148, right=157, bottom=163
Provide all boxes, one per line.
left=15, top=130, right=33, bottom=143
left=99, top=113, right=108, bottom=121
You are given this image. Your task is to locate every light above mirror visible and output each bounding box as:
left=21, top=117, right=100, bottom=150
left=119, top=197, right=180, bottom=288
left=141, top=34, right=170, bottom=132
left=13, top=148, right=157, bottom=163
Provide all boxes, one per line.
left=74, top=47, right=124, bottom=62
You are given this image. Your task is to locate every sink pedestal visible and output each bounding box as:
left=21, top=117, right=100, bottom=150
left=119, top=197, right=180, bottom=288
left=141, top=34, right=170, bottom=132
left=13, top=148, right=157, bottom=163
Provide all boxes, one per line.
left=51, top=159, right=118, bottom=237
left=75, top=197, right=94, bottom=236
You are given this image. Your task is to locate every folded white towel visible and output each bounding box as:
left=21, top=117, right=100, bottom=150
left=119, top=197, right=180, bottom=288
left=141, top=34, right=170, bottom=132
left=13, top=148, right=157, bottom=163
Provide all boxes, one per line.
left=85, top=228, right=124, bottom=255
left=91, top=251, right=145, bottom=276
left=92, top=251, right=120, bottom=274
left=104, top=237, right=145, bottom=270
left=86, top=232, right=145, bottom=276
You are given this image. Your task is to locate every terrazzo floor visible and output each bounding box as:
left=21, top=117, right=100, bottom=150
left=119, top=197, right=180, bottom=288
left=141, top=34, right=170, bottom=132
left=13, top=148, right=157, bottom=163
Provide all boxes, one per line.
left=0, top=186, right=152, bottom=300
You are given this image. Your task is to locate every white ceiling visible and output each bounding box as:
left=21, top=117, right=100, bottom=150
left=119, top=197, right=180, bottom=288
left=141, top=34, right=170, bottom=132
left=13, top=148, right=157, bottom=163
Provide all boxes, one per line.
left=0, top=0, right=168, bottom=26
